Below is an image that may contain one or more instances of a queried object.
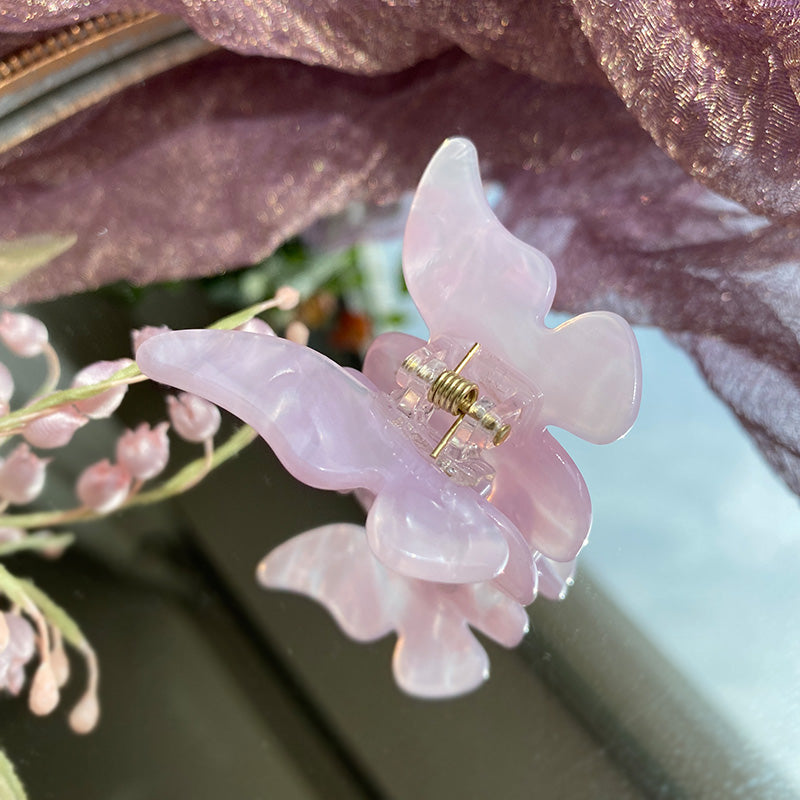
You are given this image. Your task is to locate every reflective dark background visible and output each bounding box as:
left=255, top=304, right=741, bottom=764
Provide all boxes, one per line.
left=0, top=285, right=795, bottom=800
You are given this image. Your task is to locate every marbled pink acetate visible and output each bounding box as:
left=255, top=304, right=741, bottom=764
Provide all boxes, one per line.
left=258, top=524, right=529, bottom=698
left=137, top=138, right=641, bottom=698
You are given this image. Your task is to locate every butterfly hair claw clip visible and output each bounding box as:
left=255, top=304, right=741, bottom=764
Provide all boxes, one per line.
left=137, top=138, right=641, bottom=698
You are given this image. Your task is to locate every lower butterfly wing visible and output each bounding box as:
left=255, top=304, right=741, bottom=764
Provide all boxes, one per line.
left=258, top=523, right=397, bottom=641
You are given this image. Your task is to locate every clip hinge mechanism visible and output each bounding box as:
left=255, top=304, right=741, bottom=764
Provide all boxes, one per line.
left=402, top=342, right=512, bottom=459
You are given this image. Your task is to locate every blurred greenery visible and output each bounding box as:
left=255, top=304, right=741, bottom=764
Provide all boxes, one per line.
left=99, top=237, right=408, bottom=344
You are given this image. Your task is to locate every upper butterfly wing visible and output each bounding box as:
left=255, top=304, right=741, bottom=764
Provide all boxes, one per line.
left=403, top=137, right=556, bottom=364
left=404, top=138, right=641, bottom=445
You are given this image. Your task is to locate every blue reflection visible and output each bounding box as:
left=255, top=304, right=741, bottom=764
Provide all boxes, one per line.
left=555, top=324, right=800, bottom=791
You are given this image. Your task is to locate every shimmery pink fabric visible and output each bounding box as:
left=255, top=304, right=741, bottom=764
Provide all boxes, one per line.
left=0, top=1, right=602, bottom=83
left=572, top=0, right=800, bottom=217
left=3, top=0, right=799, bottom=216
left=136, top=139, right=639, bottom=695
left=2, top=1, right=800, bottom=494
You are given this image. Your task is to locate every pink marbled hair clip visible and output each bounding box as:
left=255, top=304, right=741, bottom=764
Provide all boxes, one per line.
left=137, top=138, right=641, bottom=698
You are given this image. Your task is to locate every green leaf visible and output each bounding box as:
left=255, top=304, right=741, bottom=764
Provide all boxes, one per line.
left=0, top=234, right=77, bottom=291
left=0, top=749, right=28, bottom=800
left=0, top=564, right=33, bottom=609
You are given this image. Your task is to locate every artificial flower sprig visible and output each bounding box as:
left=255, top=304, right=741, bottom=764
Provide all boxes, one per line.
left=0, top=286, right=304, bottom=742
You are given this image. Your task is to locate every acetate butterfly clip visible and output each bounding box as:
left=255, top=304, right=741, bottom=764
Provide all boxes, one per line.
left=137, top=138, right=641, bottom=698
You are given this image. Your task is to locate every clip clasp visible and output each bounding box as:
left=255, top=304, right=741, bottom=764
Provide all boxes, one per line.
left=388, top=336, right=540, bottom=493
left=402, top=342, right=512, bottom=458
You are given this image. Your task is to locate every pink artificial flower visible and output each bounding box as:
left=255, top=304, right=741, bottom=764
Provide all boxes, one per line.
left=71, top=358, right=134, bottom=419
left=131, top=325, right=171, bottom=355
left=0, top=612, right=36, bottom=696
left=69, top=687, right=100, bottom=734
left=23, top=406, right=87, bottom=449
left=28, top=661, right=59, bottom=716
left=116, top=422, right=170, bottom=481
left=0, top=361, right=13, bottom=413
left=0, top=311, right=48, bottom=357
left=285, top=320, right=310, bottom=346
left=167, top=392, right=220, bottom=443
left=75, top=459, right=131, bottom=513
left=0, top=527, right=24, bottom=544
left=137, top=139, right=641, bottom=697
left=0, top=443, right=49, bottom=505
left=26, top=529, right=67, bottom=560
left=273, top=285, right=301, bottom=311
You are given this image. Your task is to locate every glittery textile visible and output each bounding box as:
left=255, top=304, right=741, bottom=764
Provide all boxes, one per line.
left=0, top=1, right=602, bottom=83
left=1, top=1, right=800, bottom=497
left=572, top=0, right=800, bottom=217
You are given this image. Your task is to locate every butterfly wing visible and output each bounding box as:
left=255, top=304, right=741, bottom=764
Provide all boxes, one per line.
left=138, top=329, right=394, bottom=491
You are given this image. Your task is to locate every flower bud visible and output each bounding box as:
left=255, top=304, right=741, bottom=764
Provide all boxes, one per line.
left=0, top=361, right=13, bottom=406
left=31, top=529, right=67, bottom=560
left=0, top=444, right=49, bottom=505
left=29, top=661, right=59, bottom=715
left=5, top=614, right=35, bottom=662
left=274, top=285, right=300, bottom=311
left=0, top=311, right=48, bottom=357
left=285, top=320, right=310, bottom=346
left=116, top=422, right=170, bottom=481
left=5, top=664, right=26, bottom=695
left=23, top=406, right=88, bottom=449
left=0, top=527, right=25, bottom=545
left=236, top=318, right=275, bottom=336
left=167, top=393, right=221, bottom=443
left=71, top=358, right=134, bottom=419
left=69, top=689, right=100, bottom=734
left=131, top=325, right=171, bottom=355
left=0, top=614, right=8, bottom=653
left=0, top=613, right=35, bottom=693
left=70, top=646, right=100, bottom=733
left=76, top=459, right=131, bottom=513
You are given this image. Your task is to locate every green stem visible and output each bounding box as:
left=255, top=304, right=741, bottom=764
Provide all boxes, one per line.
left=0, top=366, right=146, bottom=434
left=0, top=295, right=278, bottom=437
left=125, top=425, right=257, bottom=507
left=30, top=342, right=62, bottom=400
left=0, top=425, right=258, bottom=530
left=0, top=532, right=74, bottom=558
left=208, top=296, right=287, bottom=331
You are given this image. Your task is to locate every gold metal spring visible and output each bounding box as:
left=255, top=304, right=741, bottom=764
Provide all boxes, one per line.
left=428, top=371, right=478, bottom=415
left=401, top=342, right=513, bottom=458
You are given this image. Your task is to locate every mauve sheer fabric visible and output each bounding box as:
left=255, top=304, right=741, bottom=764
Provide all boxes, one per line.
left=1, top=1, right=799, bottom=495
